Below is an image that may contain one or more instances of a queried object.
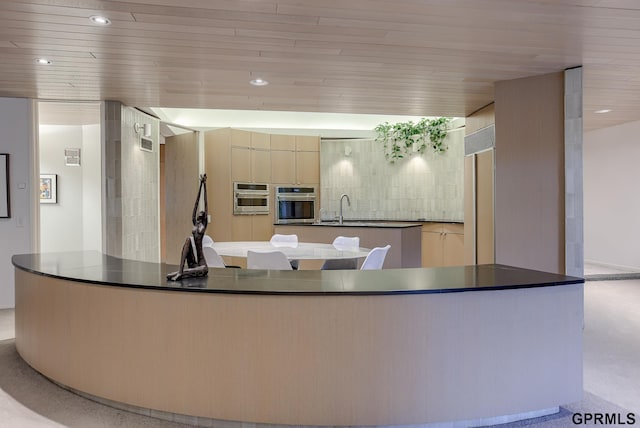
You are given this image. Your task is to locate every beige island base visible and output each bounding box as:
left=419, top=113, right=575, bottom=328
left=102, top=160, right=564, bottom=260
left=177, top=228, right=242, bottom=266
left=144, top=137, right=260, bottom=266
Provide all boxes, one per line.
left=13, top=252, right=584, bottom=428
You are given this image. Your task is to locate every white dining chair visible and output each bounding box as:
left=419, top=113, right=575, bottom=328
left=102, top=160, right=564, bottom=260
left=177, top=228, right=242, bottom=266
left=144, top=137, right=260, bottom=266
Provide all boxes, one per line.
left=321, top=236, right=361, bottom=270
left=270, top=234, right=298, bottom=247
left=332, top=236, right=360, bottom=250
left=202, top=245, right=226, bottom=268
left=247, top=250, right=293, bottom=270
left=270, top=234, right=299, bottom=269
left=360, top=245, right=391, bottom=270
left=202, top=235, right=214, bottom=247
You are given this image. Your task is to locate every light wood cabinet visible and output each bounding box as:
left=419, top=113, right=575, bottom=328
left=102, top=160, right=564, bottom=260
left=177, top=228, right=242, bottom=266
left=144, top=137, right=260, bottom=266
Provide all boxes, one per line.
left=231, top=128, right=251, bottom=147
left=270, top=149, right=296, bottom=184
left=295, top=135, right=320, bottom=152
left=251, top=214, right=274, bottom=241
left=422, top=223, right=464, bottom=267
left=231, top=145, right=251, bottom=182
left=230, top=129, right=271, bottom=183
left=270, top=134, right=320, bottom=185
left=270, top=134, right=296, bottom=151
left=270, top=134, right=297, bottom=184
left=251, top=148, right=271, bottom=183
left=251, top=132, right=270, bottom=150
left=295, top=136, right=320, bottom=185
left=443, top=227, right=464, bottom=266
left=204, top=129, right=233, bottom=243
left=296, top=151, right=320, bottom=185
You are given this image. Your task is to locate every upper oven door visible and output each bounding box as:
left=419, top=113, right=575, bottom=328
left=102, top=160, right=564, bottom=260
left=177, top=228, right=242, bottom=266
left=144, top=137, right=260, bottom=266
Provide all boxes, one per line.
left=233, top=182, right=269, bottom=215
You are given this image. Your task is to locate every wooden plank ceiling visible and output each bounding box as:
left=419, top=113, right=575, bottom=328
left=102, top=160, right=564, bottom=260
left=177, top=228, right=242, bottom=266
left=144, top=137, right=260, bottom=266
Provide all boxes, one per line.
left=2, top=0, right=640, bottom=131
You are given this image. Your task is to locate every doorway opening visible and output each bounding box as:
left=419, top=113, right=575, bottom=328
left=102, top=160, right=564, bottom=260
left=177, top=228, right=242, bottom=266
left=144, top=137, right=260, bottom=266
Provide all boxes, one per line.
left=37, top=101, right=102, bottom=253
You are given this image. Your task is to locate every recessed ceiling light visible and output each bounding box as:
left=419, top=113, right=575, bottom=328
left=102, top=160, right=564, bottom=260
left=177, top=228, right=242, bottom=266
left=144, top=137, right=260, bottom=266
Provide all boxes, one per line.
left=35, top=58, right=52, bottom=65
left=89, top=15, right=111, bottom=25
left=250, top=78, right=269, bottom=86
left=594, top=109, right=612, bottom=114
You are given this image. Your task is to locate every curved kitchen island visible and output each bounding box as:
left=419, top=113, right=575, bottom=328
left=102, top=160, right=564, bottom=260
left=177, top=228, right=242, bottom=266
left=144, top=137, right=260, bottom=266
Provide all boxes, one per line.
left=13, top=252, right=584, bottom=427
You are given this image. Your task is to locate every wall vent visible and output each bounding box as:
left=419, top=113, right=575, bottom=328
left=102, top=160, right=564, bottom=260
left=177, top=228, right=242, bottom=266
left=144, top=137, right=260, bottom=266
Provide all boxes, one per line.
left=464, top=124, right=495, bottom=156
left=64, top=148, right=81, bottom=166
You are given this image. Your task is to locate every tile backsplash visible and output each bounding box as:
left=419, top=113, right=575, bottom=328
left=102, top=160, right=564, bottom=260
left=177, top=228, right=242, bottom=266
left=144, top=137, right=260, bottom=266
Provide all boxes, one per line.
left=320, top=129, right=464, bottom=222
left=104, top=101, right=160, bottom=262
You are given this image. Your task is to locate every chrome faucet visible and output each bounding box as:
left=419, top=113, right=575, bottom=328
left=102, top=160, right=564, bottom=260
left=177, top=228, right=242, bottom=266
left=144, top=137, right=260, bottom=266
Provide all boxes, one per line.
left=339, top=194, right=351, bottom=225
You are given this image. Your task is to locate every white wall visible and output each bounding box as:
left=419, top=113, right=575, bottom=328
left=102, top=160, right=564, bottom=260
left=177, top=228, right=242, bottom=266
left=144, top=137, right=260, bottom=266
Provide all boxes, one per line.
left=0, top=97, right=35, bottom=309
left=584, top=119, right=640, bottom=270
left=39, top=124, right=102, bottom=253
left=82, top=124, right=102, bottom=251
left=39, top=125, right=84, bottom=252
left=320, top=128, right=465, bottom=222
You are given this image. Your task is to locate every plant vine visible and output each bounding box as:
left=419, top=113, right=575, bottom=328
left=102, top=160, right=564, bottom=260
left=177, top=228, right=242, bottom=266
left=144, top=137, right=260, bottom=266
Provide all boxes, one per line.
left=374, top=117, right=451, bottom=162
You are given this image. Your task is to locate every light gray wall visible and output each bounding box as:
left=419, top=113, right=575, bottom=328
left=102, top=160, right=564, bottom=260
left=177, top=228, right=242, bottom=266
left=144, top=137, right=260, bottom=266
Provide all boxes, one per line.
left=103, top=103, right=160, bottom=262
left=564, top=67, right=584, bottom=278
left=82, top=124, right=103, bottom=251
left=120, top=106, right=160, bottom=262
left=584, top=119, right=640, bottom=270
left=320, top=129, right=464, bottom=222
left=38, top=124, right=102, bottom=253
left=0, top=97, right=35, bottom=309
left=39, top=125, right=84, bottom=252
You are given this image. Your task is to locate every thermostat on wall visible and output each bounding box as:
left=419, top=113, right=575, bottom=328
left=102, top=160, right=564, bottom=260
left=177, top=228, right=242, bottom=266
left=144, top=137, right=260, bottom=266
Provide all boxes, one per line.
left=140, top=137, right=153, bottom=152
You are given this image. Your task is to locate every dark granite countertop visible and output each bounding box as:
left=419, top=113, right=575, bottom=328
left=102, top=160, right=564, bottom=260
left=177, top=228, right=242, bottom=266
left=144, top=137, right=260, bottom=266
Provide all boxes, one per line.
left=12, top=251, right=583, bottom=296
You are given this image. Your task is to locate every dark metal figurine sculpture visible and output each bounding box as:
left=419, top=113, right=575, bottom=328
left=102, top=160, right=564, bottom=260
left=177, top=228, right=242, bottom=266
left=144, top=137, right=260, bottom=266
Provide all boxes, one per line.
left=167, top=174, right=210, bottom=281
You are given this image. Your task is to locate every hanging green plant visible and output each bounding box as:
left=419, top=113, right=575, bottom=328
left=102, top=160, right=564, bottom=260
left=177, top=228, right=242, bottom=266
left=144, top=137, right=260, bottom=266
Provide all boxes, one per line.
left=374, top=117, right=450, bottom=162
left=425, top=117, right=450, bottom=153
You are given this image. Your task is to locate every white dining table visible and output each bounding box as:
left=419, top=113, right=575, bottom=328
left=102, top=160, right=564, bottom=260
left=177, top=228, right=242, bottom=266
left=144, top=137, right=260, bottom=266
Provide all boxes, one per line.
left=211, top=241, right=370, bottom=261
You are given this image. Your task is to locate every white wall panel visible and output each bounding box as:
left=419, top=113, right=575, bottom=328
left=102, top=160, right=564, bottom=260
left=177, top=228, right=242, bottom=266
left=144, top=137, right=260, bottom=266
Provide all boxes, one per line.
left=584, top=120, right=640, bottom=270
left=0, top=97, right=34, bottom=308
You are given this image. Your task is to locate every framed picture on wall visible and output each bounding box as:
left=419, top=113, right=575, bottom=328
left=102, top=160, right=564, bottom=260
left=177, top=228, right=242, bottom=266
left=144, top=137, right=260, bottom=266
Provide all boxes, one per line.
left=0, top=153, right=9, bottom=218
left=40, top=174, right=57, bottom=204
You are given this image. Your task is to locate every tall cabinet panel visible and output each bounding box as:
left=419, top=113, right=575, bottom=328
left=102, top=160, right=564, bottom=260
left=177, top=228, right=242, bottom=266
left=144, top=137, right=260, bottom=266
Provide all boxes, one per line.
left=464, top=72, right=567, bottom=274
left=271, top=134, right=296, bottom=184
left=295, top=136, right=320, bottom=185
left=164, top=131, right=199, bottom=265
left=475, top=150, right=495, bottom=264
left=252, top=149, right=271, bottom=183
left=251, top=132, right=271, bottom=183
left=205, top=128, right=233, bottom=243
left=464, top=104, right=495, bottom=266
left=494, top=72, right=565, bottom=274
left=231, top=145, right=251, bottom=182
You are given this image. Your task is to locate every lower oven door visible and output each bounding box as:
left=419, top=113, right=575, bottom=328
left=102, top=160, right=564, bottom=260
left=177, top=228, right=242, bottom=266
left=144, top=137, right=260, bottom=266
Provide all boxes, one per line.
left=234, top=192, right=269, bottom=215
left=276, top=197, right=316, bottom=223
